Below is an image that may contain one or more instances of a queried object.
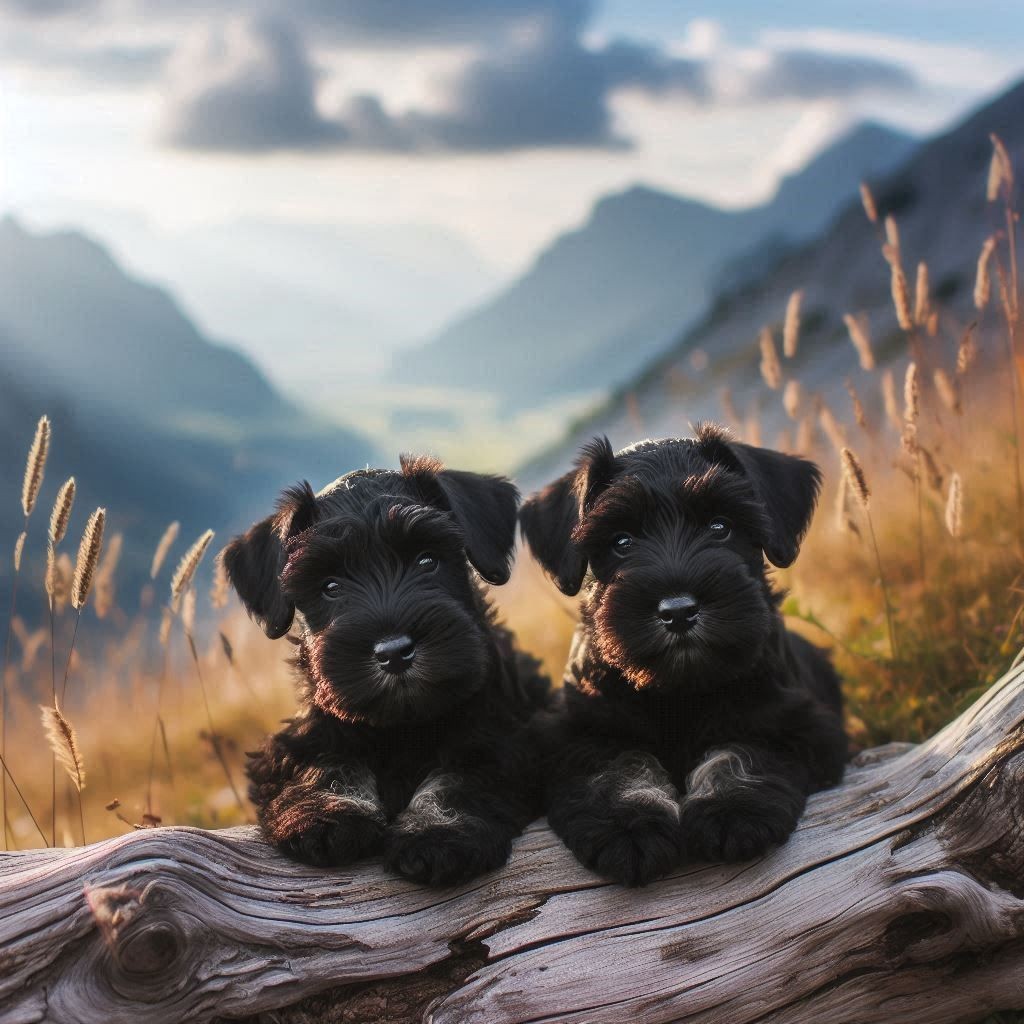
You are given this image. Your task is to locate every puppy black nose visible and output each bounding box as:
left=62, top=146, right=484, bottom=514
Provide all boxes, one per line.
left=373, top=635, right=416, bottom=674
left=658, top=595, right=700, bottom=634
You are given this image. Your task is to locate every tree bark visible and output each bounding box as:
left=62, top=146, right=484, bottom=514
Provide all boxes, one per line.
left=3, top=660, right=1024, bottom=1024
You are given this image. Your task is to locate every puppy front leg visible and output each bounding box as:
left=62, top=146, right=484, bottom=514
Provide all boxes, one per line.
left=547, top=747, right=683, bottom=887
left=249, top=746, right=387, bottom=867
left=679, top=745, right=808, bottom=863
left=386, top=768, right=531, bottom=887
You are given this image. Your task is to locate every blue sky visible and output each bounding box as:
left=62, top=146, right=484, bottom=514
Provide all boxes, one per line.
left=2, top=1, right=1022, bottom=271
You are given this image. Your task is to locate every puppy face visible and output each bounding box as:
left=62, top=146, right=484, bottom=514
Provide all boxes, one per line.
left=225, top=459, right=519, bottom=725
left=521, top=425, right=821, bottom=691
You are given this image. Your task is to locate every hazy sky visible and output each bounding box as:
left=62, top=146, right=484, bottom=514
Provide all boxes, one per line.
left=3, top=1, right=1023, bottom=270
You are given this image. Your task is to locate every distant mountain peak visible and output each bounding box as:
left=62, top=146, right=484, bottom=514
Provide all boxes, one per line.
left=395, top=116, right=918, bottom=410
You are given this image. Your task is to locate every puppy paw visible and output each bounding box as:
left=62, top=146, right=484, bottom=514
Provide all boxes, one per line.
left=679, top=797, right=797, bottom=863
left=275, top=812, right=387, bottom=868
left=386, top=821, right=509, bottom=886
left=558, top=808, right=682, bottom=887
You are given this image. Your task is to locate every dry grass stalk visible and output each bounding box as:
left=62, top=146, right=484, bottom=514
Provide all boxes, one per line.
left=159, top=606, right=174, bottom=647
left=840, top=447, right=897, bottom=657
left=975, top=236, right=997, bottom=310
left=933, top=368, right=962, bottom=415
left=40, top=701, right=87, bottom=844
left=882, top=369, right=902, bottom=431
left=182, top=588, right=197, bottom=637
left=841, top=448, right=871, bottom=509
left=884, top=215, right=901, bottom=263
left=844, top=379, right=868, bottom=431
left=833, top=474, right=860, bottom=537
left=919, top=446, right=944, bottom=493
left=759, top=327, right=782, bottom=389
left=818, top=401, right=847, bottom=453
left=13, top=532, right=26, bottom=573
left=891, top=262, right=914, bottom=331
left=956, top=325, right=978, bottom=377
left=21, top=416, right=50, bottom=519
left=40, top=704, right=85, bottom=793
left=860, top=182, right=878, bottom=224
left=783, top=379, right=802, bottom=420
left=914, top=262, right=931, bottom=327
left=44, top=544, right=57, bottom=601
left=843, top=313, right=875, bottom=371
left=945, top=472, right=963, bottom=539
left=783, top=290, right=803, bottom=358
left=171, top=529, right=215, bottom=605
left=988, top=134, right=1014, bottom=204
left=48, top=478, right=75, bottom=547
left=210, top=550, right=230, bottom=609
left=150, top=521, right=180, bottom=580
left=904, top=362, right=920, bottom=428
left=71, top=508, right=105, bottom=612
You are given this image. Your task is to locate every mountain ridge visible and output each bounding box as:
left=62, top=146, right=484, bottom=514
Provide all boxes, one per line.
left=393, top=120, right=916, bottom=410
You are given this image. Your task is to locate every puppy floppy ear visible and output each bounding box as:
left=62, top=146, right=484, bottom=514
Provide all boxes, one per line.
left=223, top=482, right=318, bottom=639
left=402, top=456, right=520, bottom=584
left=519, top=436, right=615, bottom=596
left=695, top=423, right=821, bottom=568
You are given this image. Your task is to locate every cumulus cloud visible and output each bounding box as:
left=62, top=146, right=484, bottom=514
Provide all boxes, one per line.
left=1, top=0, right=920, bottom=155
left=162, top=13, right=706, bottom=153
left=161, top=19, right=346, bottom=152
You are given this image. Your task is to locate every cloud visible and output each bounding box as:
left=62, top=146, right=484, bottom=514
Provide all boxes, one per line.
left=162, top=19, right=346, bottom=152
left=750, top=49, right=916, bottom=100
left=162, top=15, right=706, bottom=154
left=2, top=2, right=921, bottom=155
left=0, top=0, right=97, bottom=13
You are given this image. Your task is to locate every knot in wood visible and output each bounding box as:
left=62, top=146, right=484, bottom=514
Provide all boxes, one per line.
left=115, top=920, right=183, bottom=978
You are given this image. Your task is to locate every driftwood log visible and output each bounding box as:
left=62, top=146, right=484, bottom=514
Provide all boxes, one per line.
left=3, top=659, right=1024, bottom=1024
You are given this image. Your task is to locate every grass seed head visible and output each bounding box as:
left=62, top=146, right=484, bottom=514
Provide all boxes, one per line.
left=759, top=327, right=782, bottom=389
left=843, top=313, right=875, bottom=371
left=49, top=477, right=76, bottom=546
left=171, top=529, right=215, bottom=604
left=150, top=521, right=180, bottom=580
left=860, top=182, right=878, bottom=224
left=22, top=415, right=50, bottom=518
left=783, top=290, right=803, bottom=359
left=72, top=508, right=105, bottom=611
left=840, top=447, right=871, bottom=510
left=975, top=236, right=997, bottom=310
left=945, top=472, right=963, bottom=539
left=40, top=703, right=86, bottom=793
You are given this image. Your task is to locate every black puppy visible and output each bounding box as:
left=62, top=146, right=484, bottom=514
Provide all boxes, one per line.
left=520, top=425, right=847, bottom=886
left=224, top=457, right=548, bottom=885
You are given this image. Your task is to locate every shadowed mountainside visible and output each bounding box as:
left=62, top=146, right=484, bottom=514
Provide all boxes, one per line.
left=519, top=78, right=1024, bottom=485
left=394, top=122, right=916, bottom=411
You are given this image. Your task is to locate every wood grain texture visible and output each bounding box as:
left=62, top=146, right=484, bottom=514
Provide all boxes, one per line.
left=2, top=661, right=1024, bottom=1024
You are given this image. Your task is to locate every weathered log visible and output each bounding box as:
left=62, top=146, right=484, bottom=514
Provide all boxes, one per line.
left=3, top=660, right=1024, bottom=1024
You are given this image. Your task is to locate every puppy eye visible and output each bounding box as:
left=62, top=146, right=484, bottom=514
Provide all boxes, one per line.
left=708, top=517, right=732, bottom=540
left=321, top=578, right=342, bottom=599
left=611, top=533, right=633, bottom=555
left=415, top=552, right=439, bottom=573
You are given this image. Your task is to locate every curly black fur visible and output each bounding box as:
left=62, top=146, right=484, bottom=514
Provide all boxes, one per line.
left=225, top=458, right=549, bottom=885
left=521, top=425, right=848, bottom=886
